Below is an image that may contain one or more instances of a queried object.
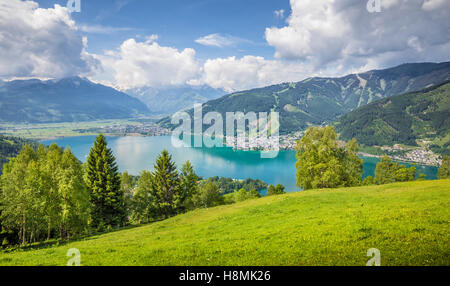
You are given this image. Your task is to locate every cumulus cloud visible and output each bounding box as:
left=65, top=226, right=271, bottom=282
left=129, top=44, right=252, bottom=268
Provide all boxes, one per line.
left=190, top=56, right=312, bottom=92
left=265, top=0, right=450, bottom=72
left=0, top=0, right=99, bottom=79
left=99, top=38, right=202, bottom=90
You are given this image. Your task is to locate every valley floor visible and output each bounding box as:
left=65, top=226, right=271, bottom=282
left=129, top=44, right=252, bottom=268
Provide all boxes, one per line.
left=0, top=180, right=449, bottom=266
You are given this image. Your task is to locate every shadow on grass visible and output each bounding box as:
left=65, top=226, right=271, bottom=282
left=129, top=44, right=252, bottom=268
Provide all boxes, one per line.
left=1, top=221, right=165, bottom=254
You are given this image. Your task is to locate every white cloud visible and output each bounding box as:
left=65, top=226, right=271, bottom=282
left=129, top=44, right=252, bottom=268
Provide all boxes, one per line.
left=274, top=9, right=285, bottom=18
left=99, top=38, right=202, bottom=90
left=190, top=56, right=312, bottom=92
left=0, top=0, right=99, bottom=79
left=78, top=24, right=132, bottom=34
left=422, top=0, right=447, bottom=11
left=265, top=0, right=450, bottom=72
left=195, top=33, right=239, bottom=48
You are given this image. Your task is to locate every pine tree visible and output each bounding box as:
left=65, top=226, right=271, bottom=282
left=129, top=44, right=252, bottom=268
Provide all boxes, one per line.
left=180, top=161, right=199, bottom=211
left=85, top=135, right=125, bottom=229
left=151, top=150, right=181, bottom=219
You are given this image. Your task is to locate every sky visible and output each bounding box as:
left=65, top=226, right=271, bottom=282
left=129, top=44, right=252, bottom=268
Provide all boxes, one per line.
left=1, top=0, right=449, bottom=92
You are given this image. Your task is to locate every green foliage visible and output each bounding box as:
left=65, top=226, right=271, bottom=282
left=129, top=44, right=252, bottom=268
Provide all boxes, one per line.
left=180, top=161, right=199, bottom=211
left=0, top=143, right=89, bottom=245
left=267, top=184, right=286, bottom=196
left=295, top=126, right=363, bottom=190
left=193, top=182, right=221, bottom=208
left=151, top=150, right=182, bottom=218
left=0, top=135, right=37, bottom=174
left=203, top=176, right=267, bottom=195
left=121, top=171, right=137, bottom=218
left=85, top=134, right=125, bottom=229
left=374, top=156, right=416, bottom=185
left=336, top=81, right=450, bottom=155
left=362, top=176, right=375, bottom=186
left=438, top=156, right=450, bottom=179
left=233, top=188, right=261, bottom=202
left=130, top=171, right=156, bottom=224
left=234, top=188, right=249, bottom=202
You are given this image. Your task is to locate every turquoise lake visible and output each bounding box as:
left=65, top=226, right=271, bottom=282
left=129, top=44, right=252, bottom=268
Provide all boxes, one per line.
left=42, top=135, right=438, bottom=192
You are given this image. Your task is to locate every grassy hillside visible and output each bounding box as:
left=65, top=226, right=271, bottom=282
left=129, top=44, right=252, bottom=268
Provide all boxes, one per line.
left=159, top=62, right=450, bottom=134
left=1, top=180, right=448, bottom=266
left=335, top=81, right=450, bottom=155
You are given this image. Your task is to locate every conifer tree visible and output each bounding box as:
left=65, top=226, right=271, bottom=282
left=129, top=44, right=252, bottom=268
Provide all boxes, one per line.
left=85, top=135, right=125, bottom=229
left=151, top=150, right=180, bottom=219
left=180, top=161, right=198, bottom=211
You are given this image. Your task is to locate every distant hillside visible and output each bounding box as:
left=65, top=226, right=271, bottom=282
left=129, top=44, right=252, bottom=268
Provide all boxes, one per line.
left=0, top=77, right=150, bottom=123
left=0, top=135, right=37, bottom=174
left=335, top=81, right=450, bottom=155
left=159, top=62, right=450, bottom=134
left=126, top=85, right=225, bottom=116
left=1, top=180, right=448, bottom=266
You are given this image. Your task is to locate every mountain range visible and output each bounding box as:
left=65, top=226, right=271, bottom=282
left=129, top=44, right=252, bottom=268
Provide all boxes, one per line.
left=126, top=85, right=225, bottom=116
left=0, top=77, right=150, bottom=123
left=335, top=80, right=450, bottom=155
left=159, top=62, right=450, bottom=134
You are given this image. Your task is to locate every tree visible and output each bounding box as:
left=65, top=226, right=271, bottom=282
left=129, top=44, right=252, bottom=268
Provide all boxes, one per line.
left=267, top=184, right=286, bottom=196
left=234, top=188, right=249, bottom=202
left=131, top=171, right=156, bottom=224
left=267, top=185, right=276, bottom=196
left=374, top=156, right=416, bottom=185
left=180, top=161, right=199, bottom=211
left=193, top=181, right=221, bottom=208
left=295, top=126, right=363, bottom=190
left=121, top=171, right=136, bottom=218
left=438, top=156, right=450, bottom=179
left=247, top=188, right=261, bottom=199
left=85, top=134, right=125, bottom=229
left=57, top=148, right=90, bottom=239
left=362, top=176, right=375, bottom=186
left=152, top=150, right=181, bottom=219
left=0, top=144, right=89, bottom=245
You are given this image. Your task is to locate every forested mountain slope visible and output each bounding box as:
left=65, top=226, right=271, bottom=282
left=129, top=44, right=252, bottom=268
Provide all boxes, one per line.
left=0, top=135, right=37, bottom=174
left=335, top=81, right=450, bottom=155
left=160, top=62, right=450, bottom=134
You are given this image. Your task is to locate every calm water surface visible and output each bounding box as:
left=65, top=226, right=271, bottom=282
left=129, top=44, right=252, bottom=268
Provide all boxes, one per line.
left=42, top=136, right=438, bottom=192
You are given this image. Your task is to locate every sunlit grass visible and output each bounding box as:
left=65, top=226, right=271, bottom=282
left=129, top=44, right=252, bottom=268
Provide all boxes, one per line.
left=0, top=180, right=448, bottom=266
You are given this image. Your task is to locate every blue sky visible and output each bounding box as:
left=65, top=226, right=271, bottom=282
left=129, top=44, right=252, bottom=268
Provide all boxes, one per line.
left=1, top=0, right=449, bottom=92
left=36, top=0, right=290, bottom=60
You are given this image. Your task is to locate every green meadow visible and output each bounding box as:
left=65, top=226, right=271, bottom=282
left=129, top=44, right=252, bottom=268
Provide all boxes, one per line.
left=0, top=180, right=449, bottom=266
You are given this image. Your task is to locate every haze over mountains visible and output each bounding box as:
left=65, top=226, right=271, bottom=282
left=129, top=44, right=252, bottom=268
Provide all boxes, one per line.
left=126, top=85, right=225, bottom=115
left=160, top=62, right=450, bottom=134
left=0, top=77, right=150, bottom=123
left=2, top=61, right=450, bottom=133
